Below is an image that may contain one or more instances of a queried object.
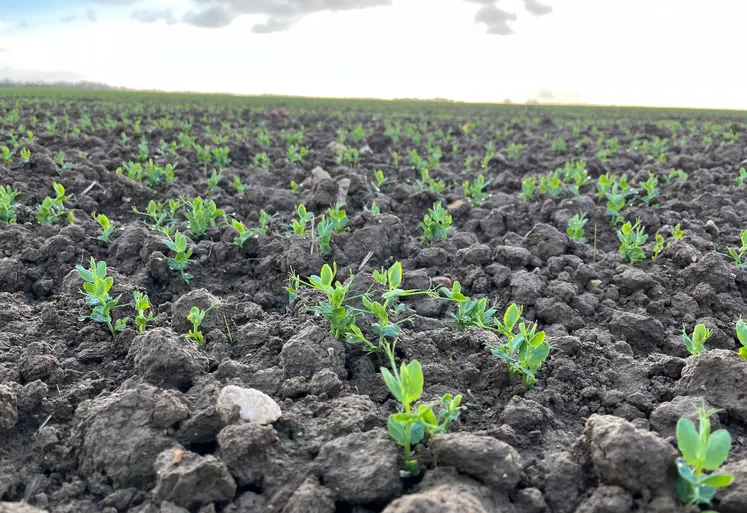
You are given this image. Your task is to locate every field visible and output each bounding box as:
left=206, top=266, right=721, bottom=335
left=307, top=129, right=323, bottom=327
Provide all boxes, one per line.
left=2, top=89, right=747, bottom=513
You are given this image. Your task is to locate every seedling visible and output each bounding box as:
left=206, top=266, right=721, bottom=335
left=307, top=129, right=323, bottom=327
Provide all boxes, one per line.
left=364, top=200, right=381, bottom=216
left=667, top=168, right=688, bottom=183
left=440, top=281, right=497, bottom=329
left=551, top=137, right=566, bottom=153
left=76, top=257, right=127, bottom=336
left=618, top=219, right=648, bottom=264
left=505, top=143, right=525, bottom=159
left=606, top=184, right=627, bottom=225
left=36, top=182, right=74, bottom=225
left=735, top=167, right=747, bottom=187
left=164, top=231, right=194, bottom=283
left=538, top=171, right=564, bottom=198
left=207, top=169, right=223, bottom=191
left=0, top=184, right=20, bottom=223
left=335, top=147, right=360, bottom=167
left=233, top=176, right=247, bottom=197
left=520, top=177, right=536, bottom=200
left=681, top=323, right=712, bottom=356
left=566, top=213, right=588, bottom=242
left=462, top=174, right=489, bottom=206
left=183, top=197, right=224, bottom=238
left=305, top=263, right=357, bottom=339
left=0, top=146, right=12, bottom=163
left=737, top=319, right=747, bottom=359
left=488, top=304, right=551, bottom=389
left=19, top=148, right=30, bottom=163
left=652, top=232, right=666, bottom=261
left=93, top=213, right=115, bottom=243
left=291, top=204, right=314, bottom=236
left=639, top=173, right=660, bottom=206
left=727, top=230, right=747, bottom=269
left=419, top=202, right=452, bottom=246
left=252, top=152, right=270, bottom=168
left=232, top=210, right=272, bottom=247
left=315, top=216, right=335, bottom=254
left=596, top=173, right=616, bottom=199
left=55, top=151, right=72, bottom=173
left=372, top=169, right=388, bottom=193
left=327, top=203, right=348, bottom=233
left=133, top=200, right=177, bottom=236
left=287, top=144, right=309, bottom=164
left=671, top=224, right=684, bottom=239
left=675, top=403, right=733, bottom=506
left=186, top=304, right=216, bottom=345
left=132, top=291, right=154, bottom=333
left=561, top=161, right=590, bottom=196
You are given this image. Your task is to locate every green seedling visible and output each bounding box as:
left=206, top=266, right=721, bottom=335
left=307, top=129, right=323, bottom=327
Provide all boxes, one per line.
left=364, top=201, right=381, bottom=216
left=93, top=213, right=115, bottom=243
left=287, top=143, right=309, bottom=164
left=606, top=183, right=627, bottom=225
left=440, top=281, right=497, bottom=329
left=37, top=182, right=74, bottom=225
left=551, top=137, right=566, bottom=153
left=462, top=174, right=489, bottom=206
left=76, top=257, right=127, bottom=336
left=164, top=231, right=194, bottom=283
left=667, top=168, right=688, bottom=182
left=212, top=146, right=231, bottom=169
left=289, top=180, right=298, bottom=193
left=55, top=151, right=71, bottom=173
left=669, top=224, right=683, bottom=239
left=232, top=210, right=272, bottom=247
left=291, top=204, right=314, bottom=236
left=735, top=167, right=747, bottom=187
left=0, top=146, right=12, bottom=163
left=561, top=161, right=590, bottom=196
left=505, top=143, right=525, bottom=159
left=652, top=232, right=666, bottom=261
left=596, top=173, right=616, bottom=199
left=639, top=173, right=660, bottom=206
left=195, top=144, right=212, bottom=174
left=567, top=213, right=588, bottom=242
left=315, top=216, right=335, bottom=254
left=186, top=304, right=216, bottom=344
left=0, top=184, right=20, bottom=223
left=327, top=203, right=348, bottom=233
left=618, top=219, right=648, bottom=264
left=464, top=154, right=474, bottom=171
left=133, top=200, right=177, bottom=236
left=233, top=176, right=247, bottom=197
left=336, top=147, right=360, bottom=167
left=727, top=230, right=747, bottom=269
left=520, top=177, right=536, bottom=200
left=207, top=169, right=223, bottom=191
left=19, top=148, right=31, bottom=163
left=737, top=319, right=747, bottom=359
left=488, top=304, right=551, bottom=389
left=306, top=263, right=357, bottom=339
left=538, top=170, right=564, bottom=198
left=675, top=403, right=733, bottom=506
left=253, top=152, right=270, bottom=168
left=419, top=202, right=452, bottom=246
left=372, top=169, right=388, bottom=193
left=132, top=291, right=154, bottom=333
left=183, top=197, right=224, bottom=238
left=682, top=323, right=712, bottom=356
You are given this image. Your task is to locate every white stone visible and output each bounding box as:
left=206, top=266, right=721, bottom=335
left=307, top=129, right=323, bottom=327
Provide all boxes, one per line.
left=216, top=385, right=281, bottom=426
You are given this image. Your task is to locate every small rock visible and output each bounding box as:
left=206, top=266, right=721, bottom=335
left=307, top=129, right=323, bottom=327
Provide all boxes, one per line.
left=217, top=422, right=277, bottom=487
left=493, top=245, right=531, bottom=268
left=523, top=223, right=568, bottom=260
left=282, top=477, right=335, bottom=513
left=309, top=369, right=343, bottom=398
left=381, top=483, right=491, bottom=513
left=0, top=385, right=19, bottom=432
left=718, top=459, right=747, bottom=513
left=216, top=385, right=282, bottom=426
left=705, top=219, right=719, bottom=235
left=153, top=448, right=236, bottom=509
left=574, top=485, right=632, bottom=513
left=430, top=433, right=522, bottom=491
left=609, top=311, right=664, bottom=353
left=0, top=504, right=49, bottom=513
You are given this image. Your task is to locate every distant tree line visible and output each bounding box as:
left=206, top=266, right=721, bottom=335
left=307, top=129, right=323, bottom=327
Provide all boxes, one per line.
left=0, top=80, right=127, bottom=90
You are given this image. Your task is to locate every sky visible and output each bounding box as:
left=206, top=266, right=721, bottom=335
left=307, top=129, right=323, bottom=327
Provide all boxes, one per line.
left=0, top=0, right=744, bottom=109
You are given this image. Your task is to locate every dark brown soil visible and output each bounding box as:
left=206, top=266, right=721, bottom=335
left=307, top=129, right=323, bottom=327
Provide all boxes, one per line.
left=2, top=94, right=747, bottom=513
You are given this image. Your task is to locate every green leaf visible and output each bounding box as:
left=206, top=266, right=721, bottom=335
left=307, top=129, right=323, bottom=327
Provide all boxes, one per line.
left=388, top=262, right=402, bottom=289
left=700, top=473, right=734, bottom=488
left=401, top=360, right=424, bottom=404
left=676, top=418, right=700, bottom=466
left=504, top=304, right=521, bottom=330
left=737, top=319, right=747, bottom=347
left=702, top=429, right=732, bottom=470
left=380, top=367, right=404, bottom=404
left=409, top=420, right=425, bottom=445
left=320, top=264, right=334, bottom=287
left=387, top=416, right=407, bottom=446
left=676, top=459, right=699, bottom=485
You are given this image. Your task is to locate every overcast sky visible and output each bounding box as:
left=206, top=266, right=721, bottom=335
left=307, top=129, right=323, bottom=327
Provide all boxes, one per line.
left=0, top=0, right=744, bottom=109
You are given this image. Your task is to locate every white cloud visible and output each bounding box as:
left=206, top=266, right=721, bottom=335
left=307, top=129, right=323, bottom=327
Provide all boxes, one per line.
left=3, top=0, right=747, bottom=109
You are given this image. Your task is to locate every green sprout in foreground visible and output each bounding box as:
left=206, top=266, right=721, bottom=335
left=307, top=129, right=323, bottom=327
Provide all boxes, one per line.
left=132, top=291, right=154, bottom=333
left=675, top=403, right=733, bottom=506
left=164, top=231, right=194, bottom=283
left=681, top=323, right=712, bottom=356
left=186, top=304, right=216, bottom=345
left=419, top=201, right=452, bottom=246
left=0, top=184, right=20, bottom=223
left=76, top=257, right=127, bottom=337
left=617, top=218, right=648, bottom=264
left=566, top=213, right=588, bottom=242
left=93, top=213, right=115, bottom=244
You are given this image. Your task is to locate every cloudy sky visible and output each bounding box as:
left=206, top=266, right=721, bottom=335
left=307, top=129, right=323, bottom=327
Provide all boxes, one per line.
left=0, top=0, right=744, bottom=109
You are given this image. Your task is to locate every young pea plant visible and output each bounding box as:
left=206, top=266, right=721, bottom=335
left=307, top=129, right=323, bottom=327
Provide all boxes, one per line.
left=37, top=182, right=74, bottom=225
left=327, top=203, right=348, bottom=233
left=76, top=257, right=128, bottom=337
left=596, top=173, right=616, bottom=199
left=731, top=318, right=747, bottom=360
left=606, top=184, right=627, bottom=225
left=133, top=200, right=177, bottom=236
left=681, top=323, right=712, bottom=356
left=675, top=403, right=733, bottom=506
left=0, top=184, right=20, bottom=223
left=566, top=213, right=588, bottom=242
left=462, top=174, right=489, bottom=206
left=520, top=177, right=536, bottom=200
left=207, top=169, right=223, bottom=191
left=19, top=148, right=31, bottom=163
left=735, top=167, right=747, bottom=188
left=419, top=202, right=452, bottom=246
left=639, top=173, right=660, bottom=207
left=252, top=152, right=270, bottom=169
left=233, top=176, right=248, bottom=197
left=291, top=204, right=314, bottom=236
left=164, top=231, right=194, bottom=283
left=727, top=230, right=747, bottom=269
left=505, top=143, right=525, bottom=160
left=652, top=232, right=666, bottom=261
left=231, top=210, right=272, bottom=247
left=538, top=170, right=564, bottom=198
left=667, top=168, right=688, bottom=183
left=93, top=213, right=115, bottom=243
left=186, top=303, right=217, bottom=345
left=132, top=290, right=154, bottom=334
left=618, top=219, right=648, bottom=264
left=183, top=197, right=225, bottom=239
left=1, top=146, right=12, bottom=163
left=372, top=169, right=388, bottom=193
left=301, top=263, right=358, bottom=339
left=440, top=281, right=498, bottom=329
left=671, top=223, right=684, bottom=239
left=488, top=304, right=551, bottom=389
left=56, top=151, right=72, bottom=173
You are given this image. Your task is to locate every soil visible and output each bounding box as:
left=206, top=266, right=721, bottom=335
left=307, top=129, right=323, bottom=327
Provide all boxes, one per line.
left=2, top=95, right=747, bottom=513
